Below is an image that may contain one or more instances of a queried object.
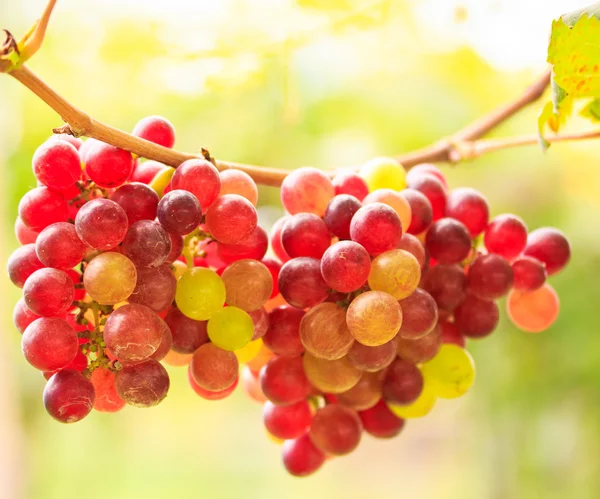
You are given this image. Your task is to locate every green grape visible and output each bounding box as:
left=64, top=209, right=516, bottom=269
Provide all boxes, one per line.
left=175, top=267, right=226, bottom=320
left=388, top=380, right=436, bottom=419
left=421, top=344, right=475, bottom=399
left=83, top=252, right=137, bottom=305
left=208, top=306, right=254, bottom=351
left=359, top=157, right=407, bottom=192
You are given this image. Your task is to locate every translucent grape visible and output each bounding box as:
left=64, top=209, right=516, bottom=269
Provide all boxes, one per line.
left=398, top=288, right=438, bottom=339
left=7, top=244, right=45, bottom=288
left=425, top=218, right=471, bottom=264
left=368, top=249, right=421, bottom=300
left=43, top=370, right=95, bottom=423
left=511, top=256, right=547, bottom=291
left=467, top=253, right=513, bottom=300
left=350, top=203, right=402, bottom=256
left=260, top=356, right=312, bottom=405
left=221, top=259, right=273, bottom=312
left=507, top=284, right=559, bottom=333
left=129, top=264, right=177, bottom=312
left=23, top=268, right=74, bottom=317
left=399, top=189, right=433, bottom=235
left=33, top=140, right=81, bottom=189
left=358, top=399, right=405, bottom=439
left=337, top=372, right=382, bottom=411
left=75, top=198, right=128, bottom=250
left=104, top=303, right=163, bottom=362
left=300, top=302, right=354, bottom=360
left=85, top=142, right=134, bottom=188
left=219, top=169, right=258, bottom=206
left=22, top=317, right=78, bottom=371
left=217, top=226, right=269, bottom=264
left=205, top=194, right=258, bottom=244
left=263, top=400, right=312, bottom=440
left=132, top=115, right=176, bottom=148
left=302, top=354, right=361, bottom=394
left=175, top=267, right=226, bottom=320
left=346, top=340, right=396, bottom=372
left=445, top=187, right=489, bottom=237
left=281, top=213, right=331, bottom=259
left=523, top=227, right=571, bottom=276
left=18, top=186, right=69, bottom=231
left=121, top=220, right=171, bottom=268
left=321, top=241, right=371, bottom=293
left=484, top=214, right=528, bottom=261
left=363, top=188, right=411, bottom=232
left=324, top=194, right=362, bottom=240
left=270, top=216, right=291, bottom=263
left=263, top=305, right=304, bottom=357
left=309, top=404, right=362, bottom=455
left=35, top=222, right=86, bottom=270
left=171, top=158, right=221, bottom=210
left=280, top=167, right=335, bottom=216
left=359, top=157, right=407, bottom=191
left=278, top=257, right=329, bottom=309
left=207, top=306, right=254, bottom=351
left=110, top=182, right=159, bottom=226
left=454, top=294, right=499, bottom=338
left=83, top=252, right=137, bottom=305
left=13, top=298, right=40, bottom=334
left=190, top=343, right=239, bottom=392
left=406, top=173, right=447, bottom=220
left=115, top=359, right=170, bottom=407
left=382, top=358, right=423, bottom=405
left=346, top=291, right=402, bottom=346
left=332, top=172, right=369, bottom=201
left=421, top=344, right=475, bottom=399
left=235, top=338, right=263, bottom=364
left=396, top=325, right=442, bottom=364
left=250, top=307, right=270, bottom=340
left=91, top=367, right=126, bottom=413
left=188, top=367, right=238, bottom=400
left=282, top=433, right=326, bottom=477
left=157, top=190, right=202, bottom=235
left=164, top=307, right=209, bottom=353
left=388, top=382, right=436, bottom=419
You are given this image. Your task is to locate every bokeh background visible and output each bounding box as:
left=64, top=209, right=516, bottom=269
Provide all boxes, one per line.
left=1, top=0, right=599, bottom=498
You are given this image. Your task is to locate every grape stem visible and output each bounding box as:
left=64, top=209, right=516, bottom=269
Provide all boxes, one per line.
left=1, top=0, right=597, bottom=187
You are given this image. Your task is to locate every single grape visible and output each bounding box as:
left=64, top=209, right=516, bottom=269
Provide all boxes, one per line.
left=454, top=294, right=499, bottom=338
left=363, top=188, right=411, bottom=232
left=382, top=358, right=424, bottom=405
left=406, top=173, right=447, bottom=220
left=332, top=172, right=369, bottom=201
left=396, top=325, right=442, bottom=364
left=359, top=157, right=407, bottom=191
left=302, top=354, right=361, bottom=394
left=445, top=187, right=489, bottom=237
left=309, top=404, right=362, bottom=455
left=507, top=284, right=559, bottom=333
left=300, top=302, right=354, bottom=360
left=523, top=227, right=571, bottom=276
left=23, top=268, right=74, bottom=317
left=337, top=372, right=382, bottom=411
left=346, top=340, right=396, bottom=372
left=157, top=190, right=202, bottom=235
left=398, top=288, right=438, bottom=339
left=321, top=241, right=371, bottom=293
left=18, top=186, right=69, bottom=231
left=261, top=257, right=282, bottom=298
left=188, top=367, right=238, bottom=400
left=110, top=182, right=159, bottom=226
left=270, top=216, right=291, bottom=263
left=388, top=382, right=436, bottom=419
left=205, top=194, right=258, bottom=244
left=190, top=343, right=239, bottom=392
left=121, top=220, right=172, bottom=268
left=408, top=164, right=448, bottom=188
left=260, top=355, right=312, bottom=405
left=219, top=169, right=258, bottom=206
left=171, top=158, right=221, bottom=210
left=484, top=214, right=528, bottom=261
left=115, top=359, right=170, bottom=407
left=164, top=307, right=209, bottom=353
left=35, top=222, right=86, bottom=270
left=368, top=249, right=421, bottom=300
left=128, top=264, right=177, bottom=312
left=425, top=218, right=471, bottom=264
left=75, top=198, right=128, bottom=250
left=511, top=256, right=547, bottom=291
left=85, top=141, right=134, bottom=188
left=91, top=367, right=126, bottom=413
left=208, top=306, right=254, bottom=351
left=7, top=244, right=45, bottom=288
left=350, top=203, right=403, bottom=256
left=358, top=399, right=405, bottom=439
left=151, top=317, right=173, bottom=361
left=346, top=291, right=402, bottom=346
left=33, top=139, right=81, bottom=189
left=399, top=189, right=433, bottom=235
left=324, top=194, right=362, bottom=240
left=439, top=320, right=466, bottom=348
left=22, top=317, right=78, bottom=371
left=83, top=252, right=137, bottom=305
left=104, top=304, right=163, bottom=363
left=282, top=433, right=326, bottom=477
left=467, top=253, right=513, bottom=300
left=221, top=259, right=273, bottom=311
left=43, top=370, right=95, bottom=423
left=281, top=213, right=331, bottom=259
left=132, top=115, right=176, bottom=148
left=263, top=400, right=312, bottom=440
left=421, top=264, right=468, bottom=311
left=176, top=267, right=226, bottom=320
left=278, top=257, right=329, bottom=309
left=217, top=226, right=269, bottom=264
left=421, top=344, right=475, bottom=399
left=263, top=305, right=304, bottom=357
left=250, top=307, right=270, bottom=340
left=15, top=217, right=40, bottom=245
left=280, top=167, right=335, bottom=217
left=130, top=160, right=172, bottom=184
left=48, top=133, right=83, bottom=150
left=13, top=298, right=41, bottom=334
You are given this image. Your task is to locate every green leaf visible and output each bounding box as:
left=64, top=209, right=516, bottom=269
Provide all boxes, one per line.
left=538, top=80, right=573, bottom=150
left=580, top=98, right=600, bottom=121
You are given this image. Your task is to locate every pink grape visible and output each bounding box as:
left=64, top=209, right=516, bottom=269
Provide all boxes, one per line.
left=217, top=226, right=269, bottom=264
left=129, top=264, right=177, bottom=312
left=263, top=400, right=312, bottom=439
left=507, top=284, right=559, bottom=333
left=467, top=253, right=513, bottom=300
left=132, top=115, right=175, bottom=148
left=426, top=218, right=471, bottom=264
left=399, top=189, right=433, bottom=235
left=280, top=167, right=335, bottom=216
left=170, top=158, right=221, bottom=210
left=421, top=264, right=468, bottom=311
left=309, top=404, right=362, bottom=455
left=332, top=172, right=369, bottom=201
left=260, top=356, right=312, bottom=406
left=278, top=257, right=329, bottom=309
left=281, top=213, right=331, bottom=259
left=324, top=194, right=362, bottom=240
left=110, top=182, right=159, bottom=226
left=398, top=288, right=438, bottom=339
left=18, top=186, right=68, bottom=231
left=205, top=194, right=258, bottom=244
left=13, top=298, right=41, bottom=334
left=91, top=368, right=126, bottom=413
left=445, top=187, right=489, bottom=237
left=406, top=173, right=447, bottom=220
left=22, top=317, right=78, bottom=371
left=454, top=294, right=499, bottom=338
left=35, top=222, right=86, bottom=270
left=359, top=399, right=405, bottom=439
left=43, top=370, right=95, bottom=423
left=350, top=203, right=402, bottom=256
left=157, top=190, right=202, bottom=235
left=121, top=220, right=171, bottom=268
left=320, top=241, right=371, bottom=293
left=75, top=198, right=128, bottom=250
left=382, top=358, right=424, bottom=405
left=23, top=268, right=74, bottom=317
left=263, top=306, right=305, bottom=357
left=282, top=433, right=326, bottom=477
left=523, top=227, right=571, bottom=276
left=484, top=214, right=528, bottom=261
left=347, top=340, right=396, bottom=372
left=85, top=141, right=134, bottom=188
left=32, top=140, right=81, bottom=189
left=512, top=256, right=547, bottom=291
left=15, top=218, right=39, bottom=245
left=219, top=169, right=258, bottom=206
left=7, top=244, right=45, bottom=288
left=115, top=359, right=170, bottom=407
left=270, top=216, right=291, bottom=262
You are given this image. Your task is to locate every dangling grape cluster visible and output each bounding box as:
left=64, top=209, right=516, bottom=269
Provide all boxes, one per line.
left=8, top=121, right=570, bottom=476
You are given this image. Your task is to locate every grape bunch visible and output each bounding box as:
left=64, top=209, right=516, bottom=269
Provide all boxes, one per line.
left=8, top=121, right=570, bottom=477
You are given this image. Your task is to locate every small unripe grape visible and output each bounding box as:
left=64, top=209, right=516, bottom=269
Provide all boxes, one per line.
left=83, top=252, right=137, bottom=305
left=359, top=157, right=407, bottom=191
left=207, top=306, right=254, bottom=351
left=176, top=268, right=226, bottom=320
left=368, top=249, right=421, bottom=300
left=421, top=344, right=475, bottom=399
left=346, top=291, right=402, bottom=347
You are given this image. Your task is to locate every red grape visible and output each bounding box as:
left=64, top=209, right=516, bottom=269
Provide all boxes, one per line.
left=332, top=172, right=369, bottom=201
left=523, top=227, right=571, bottom=276
left=406, top=174, right=447, bottom=220
left=408, top=164, right=448, bottom=188
left=151, top=318, right=173, bottom=361
left=350, top=203, right=402, bottom=256
left=261, top=257, right=282, bottom=298
left=281, top=213, right=331, bottom=259
left=278, top=257, right=329, bottom=309
left=19, top=186, right=69, bottom=231
left=7, top=244, right=45, bottom=288
left=454, top=294, right=499, bottom=338
left=259, top=356, right=312, bottom=406
left=399, top=189, right=433, bottom=235
left=217, top=226, right=269, bottom=264
left=121, top=220, right=171, bottom=268
left=157, top=190, right=202, bottom=235
left=282, top=433, right=325, bottom=477
left=426, top=218, right=471, bottom=264
left=188, top=367, right=238, bottom=400
left=264, top=400, right=312, bottom=439
left=22, top=317, right=78, bottom=371
left=85, top=142, right=134, bottom=188
left=445, top=187, right=489, bottom=237
left=132, top=115, right=176, bottom=148
left=33, top=140, right=81, bottom=189
left=263, top=306, right=305, bottom=357
left=250, top=307, right=270, bottom=340
left=484, top=214, right=528, bottom=261
left=35, top=222, right=86, bottom=270
left=397, top=233, right=427, bottom=269
left=382, top=358, right=424, bottom=405
left=270, top=216, right=291, bottom=263
left=280, top=167, right=334, bottom=217
left=309, top=404, right=362, bottom=455
left=91, top=367, right=126, bottom=413
left=421, top=264, right=468, bottom=311
left=398, top=288, right=438, bottom=339
left=396, top=326, right=442, bottom=364
left=15, top=217, right=40, bottom=245
left=13, top=298, right=41, bottom=334
left=359, top=399, right=405, bottom=439
left=171, top=158, right=221, bottom=210
left=115, top=359, right=170, bottom=407
left=347, top=340, right=396, bottom=372
left=205, top=194, right=258, bottom=244
left=130, top=160, right=172, bottom=184
left=324, top=194, right=362, bottom=240
left=75, top=198, right=128, bottom=250
left=439, top=320, right=466, bottom=348
left=110, top=182, right=159, bottom=226
left=512, top=256, right=547, bottom=291
left=43, top=370, right=95, bottom=423
left=129, top=264, right=177, bottom=312
left=219, top=169, right=258, bottom=206
left=164, top=307, right=209, bottom=354
left=23, top=268, right=74, bottom=317
left=48, top=133, right=83, bottom=150
left=190, top=343, right=239, bottom=392
left=467, top=253, right=513, bottom=300
left=321, top=241, right=371, bottom=293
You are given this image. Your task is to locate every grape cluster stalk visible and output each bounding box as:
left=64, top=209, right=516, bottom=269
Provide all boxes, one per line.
left=8, top=116, right=570, bottom=476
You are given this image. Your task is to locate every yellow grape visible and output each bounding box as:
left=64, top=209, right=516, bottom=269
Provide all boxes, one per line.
left=302, top=353, right=361, bottom=394
left=359, top=157, right=407, bottom=192
left=221, top=259, right=273, bottom=312
left=507, top=284, right=559, bottom=333
left=388, top=382, right=436, bottom=419
left=235, top=338, right=263, bottom=364
left=208, top=306, right=254, bottom=351
left=368, top=249, right=421, bottom=300
left=300, top=302, right=355, bottom=360
left=83, top=252, right=137, bottom=305
left=421, top=344, right=475, bottom=399
left=175, top=267, right=226, bottom=320
left=346, top=290, right=402, bottom=346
